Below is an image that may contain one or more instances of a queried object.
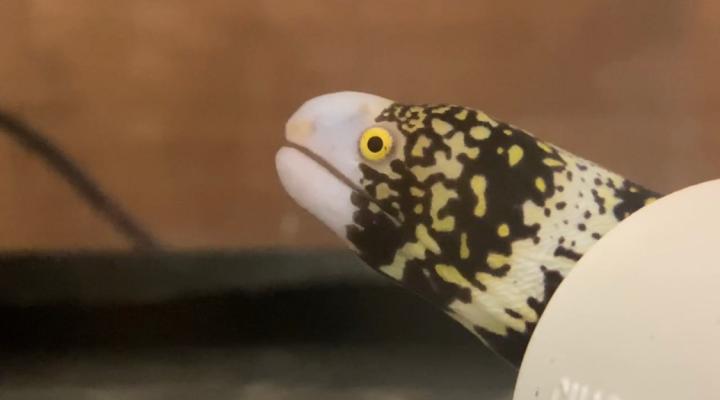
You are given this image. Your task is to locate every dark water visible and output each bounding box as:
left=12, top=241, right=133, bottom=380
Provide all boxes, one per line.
left=1, top=346, right=513, bottom=400
left=0, top=251, right=515, bottom=399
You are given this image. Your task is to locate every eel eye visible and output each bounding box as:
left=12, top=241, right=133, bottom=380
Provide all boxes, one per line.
left=359, top=127, right=393, bottom=161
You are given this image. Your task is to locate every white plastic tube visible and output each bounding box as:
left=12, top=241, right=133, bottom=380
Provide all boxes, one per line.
left=514, top=179, right=720, bottom=400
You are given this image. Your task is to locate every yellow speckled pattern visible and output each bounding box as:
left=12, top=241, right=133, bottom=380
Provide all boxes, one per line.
left=339, top=101, right=659, bottom=367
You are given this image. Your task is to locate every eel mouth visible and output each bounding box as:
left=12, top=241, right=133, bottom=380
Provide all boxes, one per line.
left=277, top=141, right=401, bottom=227
left=282, top=141, right=364, bottom=196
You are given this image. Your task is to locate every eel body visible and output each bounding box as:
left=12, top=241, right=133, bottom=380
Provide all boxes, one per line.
left=276, top=92, right=658, bottom=366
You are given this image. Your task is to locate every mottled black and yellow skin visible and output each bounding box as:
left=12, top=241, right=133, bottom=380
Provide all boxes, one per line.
left=345, top=103, right=658, bottom=366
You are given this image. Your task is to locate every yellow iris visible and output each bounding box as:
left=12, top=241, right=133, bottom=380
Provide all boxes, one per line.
left=359, top=127, right=393, bottom=161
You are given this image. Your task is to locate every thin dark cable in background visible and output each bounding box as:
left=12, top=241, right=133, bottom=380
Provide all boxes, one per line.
left=0, top=109, right=160, bottom=250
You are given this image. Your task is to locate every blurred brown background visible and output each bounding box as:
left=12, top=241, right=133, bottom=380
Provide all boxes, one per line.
left=0, top=0, right=718, bottom=250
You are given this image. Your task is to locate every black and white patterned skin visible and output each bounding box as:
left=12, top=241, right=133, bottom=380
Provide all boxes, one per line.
left=277, top=92, right=659, bottom=367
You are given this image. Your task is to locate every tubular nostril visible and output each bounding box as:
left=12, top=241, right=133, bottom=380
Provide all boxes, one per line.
left=285, top=117, right=315, bottom=143
left=284, top=92, right=392, bottom=143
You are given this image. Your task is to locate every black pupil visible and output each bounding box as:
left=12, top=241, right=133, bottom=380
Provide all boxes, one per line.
left=367, top=136, right=384, bottom=153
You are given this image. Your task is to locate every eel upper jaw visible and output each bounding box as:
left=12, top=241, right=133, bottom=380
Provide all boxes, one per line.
left=279, top=92, right=401, bottom=229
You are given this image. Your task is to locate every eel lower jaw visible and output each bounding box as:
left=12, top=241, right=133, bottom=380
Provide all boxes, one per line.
left=282, top=141, right=365, bottom=197
left=276, top=143, right=400, bottom=240
left=276, top=145, right=357, bottom=239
